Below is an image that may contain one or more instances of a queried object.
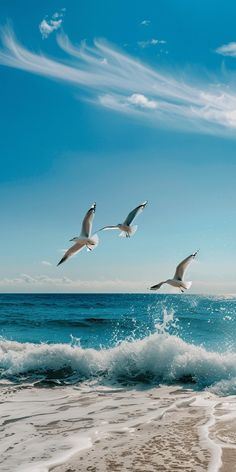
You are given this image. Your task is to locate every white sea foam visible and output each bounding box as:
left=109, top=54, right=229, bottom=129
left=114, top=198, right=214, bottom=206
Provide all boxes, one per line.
left=194, top=396, right=222, bottom=472
left=0, top=383, right=216, bottom=472
left=1, top=332, right=236, bottom=393
left=20, top=436, right=92, bottom=472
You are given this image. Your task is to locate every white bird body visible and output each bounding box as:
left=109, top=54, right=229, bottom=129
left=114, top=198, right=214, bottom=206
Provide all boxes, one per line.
left=150, top=251, right=198, bottom=293
left=165, top=279, right=192, bottom=290
left=99, top=201, right=147, bottom=238
left=57, top=203, right=99, bottom=266
left=117, top=224, right=138, bottom=237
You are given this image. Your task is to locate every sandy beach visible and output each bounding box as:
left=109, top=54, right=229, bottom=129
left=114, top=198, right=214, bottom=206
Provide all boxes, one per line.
left=53, top=387, right=212, bottom=472
left=1, top=381, right=236, bottom=472
left=52, top=386, right=236, bottom=472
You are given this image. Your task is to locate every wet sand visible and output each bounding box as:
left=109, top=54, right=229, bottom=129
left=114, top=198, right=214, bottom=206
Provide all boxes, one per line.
left=53, top=397, right=210, bottom=472
left=53, top=388, right=236, bottom=472
left=1, top=383, right=236, bottom=472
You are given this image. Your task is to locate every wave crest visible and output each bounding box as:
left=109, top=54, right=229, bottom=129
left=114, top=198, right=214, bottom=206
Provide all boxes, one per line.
left=1, top=333, right=236, bottom=394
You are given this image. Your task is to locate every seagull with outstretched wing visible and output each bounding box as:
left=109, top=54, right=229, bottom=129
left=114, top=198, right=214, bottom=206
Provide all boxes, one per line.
left=57, top=203, right=99, bottom=266
left=99, top=201, right=148, bottom=238
left=150, top=250, right=199, bottom=293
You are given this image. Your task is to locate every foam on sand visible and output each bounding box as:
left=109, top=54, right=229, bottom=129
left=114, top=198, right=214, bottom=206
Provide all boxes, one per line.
left=0, top=384, right=219, bottom=472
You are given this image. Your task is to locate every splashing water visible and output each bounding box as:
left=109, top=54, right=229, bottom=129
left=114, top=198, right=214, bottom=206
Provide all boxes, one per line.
left=0, top=294, right=236, bottom=394
left=155, top=308, right=177, bottom=334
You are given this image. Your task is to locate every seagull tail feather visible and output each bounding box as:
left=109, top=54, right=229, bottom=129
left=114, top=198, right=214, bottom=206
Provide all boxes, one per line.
left=129, top=225, right=138, bottom=236
left=182, top=281, right=192, bottom=290
left=119, top=225, right=138, bottom=238
left=87, top=233, right=99, bottom=252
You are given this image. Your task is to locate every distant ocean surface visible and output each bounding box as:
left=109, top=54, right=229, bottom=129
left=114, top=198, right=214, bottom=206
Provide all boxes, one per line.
left=1, top=293, right=236, bottom=394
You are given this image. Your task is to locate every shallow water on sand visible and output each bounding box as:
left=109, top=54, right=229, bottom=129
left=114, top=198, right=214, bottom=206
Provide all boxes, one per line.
left=2, top=381, right=236, bottom=472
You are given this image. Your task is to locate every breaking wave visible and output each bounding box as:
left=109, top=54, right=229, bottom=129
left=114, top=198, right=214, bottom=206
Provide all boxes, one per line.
left=1, top=332, right=236, bottom=395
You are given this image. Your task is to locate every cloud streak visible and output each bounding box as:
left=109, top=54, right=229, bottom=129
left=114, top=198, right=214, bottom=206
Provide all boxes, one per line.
left=0, top=274, right=234, bottom=294
left=0, top=274, right=149, bottom=292
left=1, top=26, right=236, bottom=134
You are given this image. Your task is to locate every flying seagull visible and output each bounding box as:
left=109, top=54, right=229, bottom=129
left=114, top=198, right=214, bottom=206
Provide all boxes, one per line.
left=57, top=203, right=99, bottom=266
left=150, top=250, right=199, bottom=293
left=99, top=201, right=148, bottom=238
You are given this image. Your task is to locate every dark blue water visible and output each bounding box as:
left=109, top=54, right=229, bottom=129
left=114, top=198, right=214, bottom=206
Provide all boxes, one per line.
left=0, top=293, right=235, bottom=351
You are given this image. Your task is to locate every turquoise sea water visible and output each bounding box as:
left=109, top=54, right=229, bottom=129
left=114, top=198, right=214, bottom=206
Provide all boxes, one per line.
left=0, top=294, right=236, bottom=394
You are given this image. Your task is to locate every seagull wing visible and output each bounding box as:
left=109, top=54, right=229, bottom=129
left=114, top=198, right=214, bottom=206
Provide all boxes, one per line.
left=80, top=203, right=96, bottom=238
left=98, top=225, right=119, bottom=232
left=57, top=240, right=86, bottom=266
left=123, top=201, right=148, bottom=226
left=150, top=281, right=165, bottom=291
left=174, top=251, right=199, bottom=281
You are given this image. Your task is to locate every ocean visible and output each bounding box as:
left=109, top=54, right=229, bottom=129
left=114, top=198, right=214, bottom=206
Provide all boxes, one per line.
left=0, top=293, right=236, bottom=391
left=1, top=293, right=236, bottom=471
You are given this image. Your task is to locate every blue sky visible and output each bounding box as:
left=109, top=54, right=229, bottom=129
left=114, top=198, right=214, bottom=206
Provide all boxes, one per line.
left=1, top=0, right=236, bottom=293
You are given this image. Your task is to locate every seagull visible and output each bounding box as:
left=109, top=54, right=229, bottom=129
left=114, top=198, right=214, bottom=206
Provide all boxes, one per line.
left=99, top=201, right=148, bottom=238
left=57, top=203, right=99, bottom=266
left=150, top=250, right=199, bottom=293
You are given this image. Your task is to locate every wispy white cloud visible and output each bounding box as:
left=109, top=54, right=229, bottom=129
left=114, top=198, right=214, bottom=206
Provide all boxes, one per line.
left=98, top=93, right=158, bottom=119
left=0, top=274, right=235, bottom=294
left=1, top=26, right=236, bottom=134
left=128, top=93, right=158, bottom=109
left=98, top=93, right=157, bottom=113
left=39, top=9, right=65, bottom=39
left=39, top=19, right=62, bottom=39
left=0, top=274, right=149, bottom=292
left=140, top=20, right=151, bottom=26
left=41, top=260, right=52, bottom=266
left=215, top=42, right=236, bottom=57
left=137, top=38, right=166, bottom=48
